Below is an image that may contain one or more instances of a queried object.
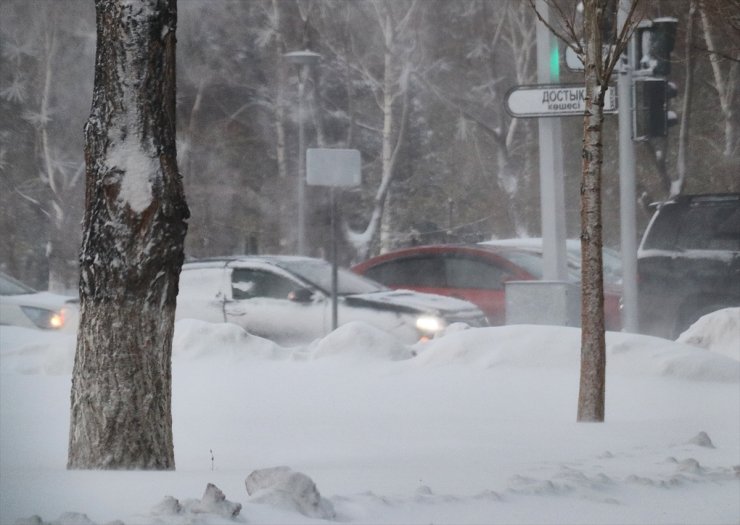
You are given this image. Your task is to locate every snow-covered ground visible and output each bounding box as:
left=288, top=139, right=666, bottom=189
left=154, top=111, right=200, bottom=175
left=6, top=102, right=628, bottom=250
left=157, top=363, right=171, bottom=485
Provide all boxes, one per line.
left=1, top=310, right=739, bottom=525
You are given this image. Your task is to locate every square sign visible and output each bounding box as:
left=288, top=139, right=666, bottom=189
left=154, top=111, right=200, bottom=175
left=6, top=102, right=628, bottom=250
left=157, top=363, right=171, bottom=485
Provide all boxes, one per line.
left=306, top=148, right=361, bottom=187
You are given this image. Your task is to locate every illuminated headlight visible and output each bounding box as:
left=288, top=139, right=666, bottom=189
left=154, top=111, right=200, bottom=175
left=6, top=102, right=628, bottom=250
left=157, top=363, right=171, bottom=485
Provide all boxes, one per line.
left=415, top=315, right=446, bottom=335
left=20, top=306, right=65, bottom=330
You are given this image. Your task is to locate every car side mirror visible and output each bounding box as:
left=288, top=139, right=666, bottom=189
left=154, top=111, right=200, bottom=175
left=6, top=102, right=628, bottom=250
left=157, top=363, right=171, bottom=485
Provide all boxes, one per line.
left=288, top=288, right=314, bottom=303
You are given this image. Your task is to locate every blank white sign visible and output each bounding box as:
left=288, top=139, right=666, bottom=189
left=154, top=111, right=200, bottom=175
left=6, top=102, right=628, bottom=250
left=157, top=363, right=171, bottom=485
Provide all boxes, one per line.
left=306, top=148, right=361, bottom=187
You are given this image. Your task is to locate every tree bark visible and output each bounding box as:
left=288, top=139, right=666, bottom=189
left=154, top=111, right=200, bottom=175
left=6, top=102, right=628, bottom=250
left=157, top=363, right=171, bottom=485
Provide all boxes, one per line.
left=699, top=1, right=739, bottom=158
left=68, top=0, right=189, bottom=470
left=577, top=0, right=607, bottom=423
left=675, top=1, right=697, bottom=196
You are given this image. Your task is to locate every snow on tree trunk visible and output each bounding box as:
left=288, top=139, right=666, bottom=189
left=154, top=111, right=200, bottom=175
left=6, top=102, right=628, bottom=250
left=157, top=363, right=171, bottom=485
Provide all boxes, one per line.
left=577, top=1, right=608, bottom=423
left=68, top=0, right=189, bottom=470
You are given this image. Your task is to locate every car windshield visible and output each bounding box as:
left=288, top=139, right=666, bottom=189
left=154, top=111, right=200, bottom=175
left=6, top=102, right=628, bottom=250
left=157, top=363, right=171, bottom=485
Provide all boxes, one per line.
left=278, top=259, right=387, bottom=295
left=0, top=273, right=36, bottom=295
left=497, top=249, right=581, bottom=281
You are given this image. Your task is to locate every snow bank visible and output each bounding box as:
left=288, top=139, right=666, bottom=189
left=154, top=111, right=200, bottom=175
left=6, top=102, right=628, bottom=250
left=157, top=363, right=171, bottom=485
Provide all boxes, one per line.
left=3, top=320, right=737, bottom=383
left=0, top=326, right=76, bottom=375
left=2, top=319, right=739, bottom=525
left=173, top=319, right=292, bottom=362
left=245, top=466, right=335, bottom=520
left=677, top=307, right=740, bottom=362
left=411, top=325, right=740, bottom=383
left=309, top=321, right=415, bottom=361
left=151, top=483, right=242, bottom=520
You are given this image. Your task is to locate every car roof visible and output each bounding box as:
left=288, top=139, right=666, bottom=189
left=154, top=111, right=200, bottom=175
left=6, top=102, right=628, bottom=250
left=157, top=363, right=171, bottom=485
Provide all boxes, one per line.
left=351, top=243, right=545, bottom=271
left=183, top=255, right=320, bottom=267
left=355, top=243, right=545, bottom=258
left=652, top=193, right=740, bottom=209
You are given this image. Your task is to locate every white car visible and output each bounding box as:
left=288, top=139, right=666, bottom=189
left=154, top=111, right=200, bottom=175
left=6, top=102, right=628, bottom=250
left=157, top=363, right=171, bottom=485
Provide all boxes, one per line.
left=0, top=272, right=78, bottom=331
left=177, top=256, right=489, bottom=345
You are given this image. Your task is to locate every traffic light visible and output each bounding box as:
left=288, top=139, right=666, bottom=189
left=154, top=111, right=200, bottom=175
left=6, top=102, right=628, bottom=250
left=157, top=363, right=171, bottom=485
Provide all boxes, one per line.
left=634, top=18, right=678, bottom=77
left=632, top=17, right=679, bottom=140
left=633, top=78, right=678, bottom=139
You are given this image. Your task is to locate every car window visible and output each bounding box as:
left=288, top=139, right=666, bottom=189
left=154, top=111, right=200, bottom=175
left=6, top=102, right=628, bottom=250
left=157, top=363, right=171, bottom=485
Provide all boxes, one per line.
left=444, top=256, right=509, bottom=290
left=278, top=259, right=386, bottom=295
left=0, top=273, right=36, bottom=295
left=364, top=257, right=446, bottom=288
left=641, top=203, right=684, bottom=250
left=677, top=205, right=740, bottom=251
left=232, top=268, right=297, bottom=299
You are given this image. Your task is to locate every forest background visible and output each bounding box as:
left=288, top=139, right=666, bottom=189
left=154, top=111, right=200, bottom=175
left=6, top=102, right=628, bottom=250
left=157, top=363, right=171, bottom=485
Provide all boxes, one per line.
left=1, top=0, right=738, bottom=292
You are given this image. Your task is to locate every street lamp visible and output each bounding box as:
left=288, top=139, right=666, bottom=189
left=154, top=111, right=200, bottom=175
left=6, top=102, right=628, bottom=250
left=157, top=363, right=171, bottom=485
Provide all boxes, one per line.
left=283, top=50, right=321, bottom=255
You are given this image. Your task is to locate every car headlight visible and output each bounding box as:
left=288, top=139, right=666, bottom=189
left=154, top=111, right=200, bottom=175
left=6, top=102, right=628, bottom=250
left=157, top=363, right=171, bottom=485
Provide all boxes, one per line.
left=415, top=315, right=446, bottom=335
left=20, top=306, right=65, bottom=330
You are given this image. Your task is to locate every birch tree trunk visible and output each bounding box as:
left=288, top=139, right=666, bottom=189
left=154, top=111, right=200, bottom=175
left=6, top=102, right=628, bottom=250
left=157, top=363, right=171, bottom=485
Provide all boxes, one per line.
left=529, top=0, right=641, bottom=422
left=577, top=0, right=608, bottom=423
left=675, top=1, right=697, bottom=196
left=346, top=0, right=415, bottom=260
left=68, top=0, right=189, bottom=470
left=699, top=1, right=739, bottom=158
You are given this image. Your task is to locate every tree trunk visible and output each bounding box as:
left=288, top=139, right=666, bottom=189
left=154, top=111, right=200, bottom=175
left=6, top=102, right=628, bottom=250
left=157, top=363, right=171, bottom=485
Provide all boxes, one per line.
left=577, top=1, right=607, bottom=423
left=699, top=1, right=739, bottom=157
left=675, top=1, right=697, bottom=196
left=68, top=0, right=189, bottom=470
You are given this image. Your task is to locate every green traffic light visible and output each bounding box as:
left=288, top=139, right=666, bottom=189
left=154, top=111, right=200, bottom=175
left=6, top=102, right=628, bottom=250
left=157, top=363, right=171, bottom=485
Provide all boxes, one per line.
left=550, top=45, right=560, bottom=82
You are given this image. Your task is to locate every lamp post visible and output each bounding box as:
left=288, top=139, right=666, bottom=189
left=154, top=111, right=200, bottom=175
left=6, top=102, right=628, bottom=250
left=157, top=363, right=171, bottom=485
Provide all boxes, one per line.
left=283, top=50, right=321, bottom=255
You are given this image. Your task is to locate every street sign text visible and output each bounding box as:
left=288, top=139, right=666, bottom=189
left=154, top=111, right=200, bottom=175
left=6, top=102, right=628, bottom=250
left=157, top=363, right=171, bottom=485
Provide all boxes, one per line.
left=505, top=84, right=618, bottom=118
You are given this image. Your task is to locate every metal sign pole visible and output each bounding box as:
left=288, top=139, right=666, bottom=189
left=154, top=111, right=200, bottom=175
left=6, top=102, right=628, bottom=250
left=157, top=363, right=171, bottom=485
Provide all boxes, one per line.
left=306, top=148, right=361, bottom=332
left=535, top=0, right=568, bottom=282
left=330, top=186, right=339, bottom=330
left=618, top=0, right=639, bottom=332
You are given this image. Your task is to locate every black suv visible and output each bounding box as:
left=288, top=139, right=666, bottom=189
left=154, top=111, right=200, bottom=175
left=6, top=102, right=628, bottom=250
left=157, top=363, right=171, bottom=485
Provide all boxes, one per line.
left=637, top=194, right=740, bottom=339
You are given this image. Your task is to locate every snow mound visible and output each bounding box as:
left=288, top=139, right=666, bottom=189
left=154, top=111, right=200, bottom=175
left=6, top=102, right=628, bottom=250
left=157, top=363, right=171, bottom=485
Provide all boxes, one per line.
left=607, top=332, right=740, bottom=383
left=173, top=319, right=291, bottom=361
left=412, top=325, right=580, bottom=368
left=245, top=466, right=335, bottom=520
left=151, top=483, right=242, bottom=519
left=0, top=326, right=76, bottom=376
left=13, top=512, right=121, bottom=525
left=309, top=321, right=415, bottom=361
left=676, top=307, right=740, bottom=361
left=412, top=325, right=740, bottom=382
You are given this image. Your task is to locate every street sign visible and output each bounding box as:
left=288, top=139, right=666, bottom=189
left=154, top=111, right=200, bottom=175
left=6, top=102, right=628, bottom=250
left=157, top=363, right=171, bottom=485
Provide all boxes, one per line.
left=306, top=148, right=361, bottom=187
left=504, top=83, right=618, bottom=118
left=305, top=148, right=362, bottom=332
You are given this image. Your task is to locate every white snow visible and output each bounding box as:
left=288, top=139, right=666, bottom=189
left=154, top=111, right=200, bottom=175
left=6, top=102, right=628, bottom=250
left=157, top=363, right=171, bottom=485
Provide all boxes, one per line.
left=107, top=137, right=156, bottom=213
left=1, top=311, right=738, bottom=524
left=677, top=307, right=740, bottom=362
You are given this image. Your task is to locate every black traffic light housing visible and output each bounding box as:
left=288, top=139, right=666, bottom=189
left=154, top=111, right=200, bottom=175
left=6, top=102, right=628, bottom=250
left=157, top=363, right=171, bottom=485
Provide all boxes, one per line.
left=633, top=78, right=678, bottom=139
left=632, top=17, right=679, bottom=140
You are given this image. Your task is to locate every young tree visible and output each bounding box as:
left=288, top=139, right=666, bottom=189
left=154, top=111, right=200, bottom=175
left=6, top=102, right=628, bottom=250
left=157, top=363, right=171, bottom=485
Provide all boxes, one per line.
left=0, top=1, right=94, bottom=290
left=324, top=0, right=425, bottom=259
left=697, top=0, right=739, bottom=158
left=68, top=0, right=189, bottom=469
left=530, top=0, right=642, bottom=421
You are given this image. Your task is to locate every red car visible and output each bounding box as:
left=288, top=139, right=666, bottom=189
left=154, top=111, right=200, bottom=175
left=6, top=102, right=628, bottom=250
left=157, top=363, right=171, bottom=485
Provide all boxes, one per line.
left=352, top=244, right=622, bottom=330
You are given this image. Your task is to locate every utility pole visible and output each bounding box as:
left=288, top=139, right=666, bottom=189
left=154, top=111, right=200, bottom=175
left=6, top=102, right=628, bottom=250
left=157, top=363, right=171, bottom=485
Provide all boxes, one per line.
left=618, top=0, right=639, bottom=332
left=536, top=0, right=568, bottom=282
